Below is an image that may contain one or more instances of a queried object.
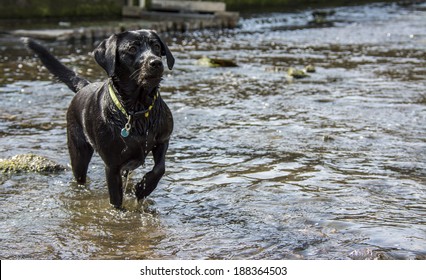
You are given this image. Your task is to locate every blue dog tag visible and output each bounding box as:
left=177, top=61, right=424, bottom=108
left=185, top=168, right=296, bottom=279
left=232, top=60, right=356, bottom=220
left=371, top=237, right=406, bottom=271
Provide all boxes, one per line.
left=121, top=128, right=129, bottom=138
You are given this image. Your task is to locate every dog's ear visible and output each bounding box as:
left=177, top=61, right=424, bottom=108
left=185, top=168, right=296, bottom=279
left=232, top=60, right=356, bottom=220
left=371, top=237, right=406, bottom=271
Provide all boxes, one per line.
left=151, top=31, right=175, bottom=70
left=93, top=34, right=118, bottom=77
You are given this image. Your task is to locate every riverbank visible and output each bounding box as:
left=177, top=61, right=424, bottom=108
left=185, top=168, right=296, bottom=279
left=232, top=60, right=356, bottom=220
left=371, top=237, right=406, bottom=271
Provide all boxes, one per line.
left=224, top=0, right=401, bottom=11
left=0, top=0, right=402, bottom=19
left=9, top=11, right=239, bottom=42
left=3, top=0, right=241, bottom=41
left=2, top=0, right=406, bottom=42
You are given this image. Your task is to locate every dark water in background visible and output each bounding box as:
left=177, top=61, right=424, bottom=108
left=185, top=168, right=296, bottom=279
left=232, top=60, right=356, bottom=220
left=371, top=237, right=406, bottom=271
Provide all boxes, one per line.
left=0, top=2, right=425, bottom=259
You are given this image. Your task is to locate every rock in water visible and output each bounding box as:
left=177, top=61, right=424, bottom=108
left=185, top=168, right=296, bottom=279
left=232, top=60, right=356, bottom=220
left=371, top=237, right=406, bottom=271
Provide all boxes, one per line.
left=304, top=64, right=316, bottom=73
left=197, top=56, right=238, bottom=67
left=0, top=154, right=64, bottom=173
left=287, top=67, right=309, bottom=79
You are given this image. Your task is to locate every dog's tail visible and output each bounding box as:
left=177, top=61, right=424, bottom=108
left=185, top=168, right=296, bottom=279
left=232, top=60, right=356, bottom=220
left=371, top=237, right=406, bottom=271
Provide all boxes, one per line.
left=22, top=38, right=89, bottom=93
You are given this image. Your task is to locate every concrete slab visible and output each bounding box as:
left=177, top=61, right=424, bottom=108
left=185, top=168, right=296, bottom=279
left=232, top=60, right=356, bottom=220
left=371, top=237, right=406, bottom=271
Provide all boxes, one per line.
left=151, top=0, right=226, bottom=13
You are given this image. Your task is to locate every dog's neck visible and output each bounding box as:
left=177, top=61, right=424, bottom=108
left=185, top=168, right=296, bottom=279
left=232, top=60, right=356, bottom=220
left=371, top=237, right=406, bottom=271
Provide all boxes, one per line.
left=111, top=76, right=158, bottom=109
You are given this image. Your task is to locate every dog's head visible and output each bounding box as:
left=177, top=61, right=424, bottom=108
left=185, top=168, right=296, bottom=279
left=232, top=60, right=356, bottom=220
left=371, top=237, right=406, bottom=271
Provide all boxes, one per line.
left=93, top=30, right=174, bottom=93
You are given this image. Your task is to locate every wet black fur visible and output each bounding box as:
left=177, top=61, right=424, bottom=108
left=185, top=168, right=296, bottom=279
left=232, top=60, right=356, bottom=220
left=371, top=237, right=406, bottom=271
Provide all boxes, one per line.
left=23, top=30, right=174, bottom=208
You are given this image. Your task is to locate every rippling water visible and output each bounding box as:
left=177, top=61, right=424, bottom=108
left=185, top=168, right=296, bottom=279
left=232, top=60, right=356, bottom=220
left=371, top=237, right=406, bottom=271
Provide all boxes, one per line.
left=1, top=2, right=425, bottom=259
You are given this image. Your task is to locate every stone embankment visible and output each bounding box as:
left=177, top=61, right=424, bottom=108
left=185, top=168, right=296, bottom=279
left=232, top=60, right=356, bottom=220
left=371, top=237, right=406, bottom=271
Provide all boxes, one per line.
left=12, top=12, right=238, bottom=42
left=10, top=1, right=239, bottom=42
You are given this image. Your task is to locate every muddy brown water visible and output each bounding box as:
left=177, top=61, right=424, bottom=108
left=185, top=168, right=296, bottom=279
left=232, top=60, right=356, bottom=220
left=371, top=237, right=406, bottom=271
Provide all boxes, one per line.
left=1, top=3, right=425, bottom=259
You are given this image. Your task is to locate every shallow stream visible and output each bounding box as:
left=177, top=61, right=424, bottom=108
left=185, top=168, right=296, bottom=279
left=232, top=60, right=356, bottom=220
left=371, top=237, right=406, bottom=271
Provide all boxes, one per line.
left=1, top=2, right=425, bottom=259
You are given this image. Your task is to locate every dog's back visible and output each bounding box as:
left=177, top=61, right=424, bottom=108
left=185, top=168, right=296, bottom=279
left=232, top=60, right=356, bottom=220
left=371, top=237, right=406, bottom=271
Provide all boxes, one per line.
left=23, top=38, right=89, bottom=93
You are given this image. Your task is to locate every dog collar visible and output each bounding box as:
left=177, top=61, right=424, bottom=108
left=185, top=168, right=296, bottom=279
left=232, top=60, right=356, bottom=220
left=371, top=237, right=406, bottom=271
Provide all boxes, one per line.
left=108, top=80, right=158, bottom=138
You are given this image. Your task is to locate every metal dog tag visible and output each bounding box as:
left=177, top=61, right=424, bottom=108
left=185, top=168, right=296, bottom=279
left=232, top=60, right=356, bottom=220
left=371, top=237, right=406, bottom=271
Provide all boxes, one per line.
left=121, top=116, right=132, bottom=138
left=121, top=128, right=130, bottom=138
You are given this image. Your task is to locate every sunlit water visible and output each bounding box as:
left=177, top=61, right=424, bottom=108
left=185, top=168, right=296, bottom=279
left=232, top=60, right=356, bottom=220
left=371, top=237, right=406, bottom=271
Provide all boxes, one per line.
left=1, top=2, right=425, bottom=259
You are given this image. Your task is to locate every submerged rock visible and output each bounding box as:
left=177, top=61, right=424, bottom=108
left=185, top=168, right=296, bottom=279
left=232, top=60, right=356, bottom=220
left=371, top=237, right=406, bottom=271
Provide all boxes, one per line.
left=309, top=10, right=336, bottom=26
left=287, top=67, right=309, bottom=79
left=304, top=64, right=316, bottom=73
left=266, top=65, right=316, bottom=75
left=0, top=154, right=65, bottom=174
left=197, top=56, right=238, bottom=67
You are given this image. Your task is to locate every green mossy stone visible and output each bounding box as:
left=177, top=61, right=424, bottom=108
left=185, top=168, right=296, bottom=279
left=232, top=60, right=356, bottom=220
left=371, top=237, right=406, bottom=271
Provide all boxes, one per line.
left=305, top=64, right=316, bottom=73
left=0, top=154, right=65, bottom=174
left=197, top=56, right=238, bottom=67
left=287, top=67, right=309, bottom=79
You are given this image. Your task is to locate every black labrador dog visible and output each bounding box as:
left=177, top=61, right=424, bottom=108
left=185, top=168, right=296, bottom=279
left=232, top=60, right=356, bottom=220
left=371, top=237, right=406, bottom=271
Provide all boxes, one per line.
left=23, top=30, right=174, bottom=209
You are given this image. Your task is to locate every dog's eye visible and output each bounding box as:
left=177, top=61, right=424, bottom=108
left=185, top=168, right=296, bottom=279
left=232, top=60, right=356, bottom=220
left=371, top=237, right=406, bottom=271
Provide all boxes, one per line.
left=152, top=44, right=161, bottom=54
left=128, top=46, right=137, bottom=54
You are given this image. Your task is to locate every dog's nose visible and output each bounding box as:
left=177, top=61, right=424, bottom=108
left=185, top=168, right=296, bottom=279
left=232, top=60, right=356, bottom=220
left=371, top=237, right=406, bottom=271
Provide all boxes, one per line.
left=149, top=59, right=163, bottom=69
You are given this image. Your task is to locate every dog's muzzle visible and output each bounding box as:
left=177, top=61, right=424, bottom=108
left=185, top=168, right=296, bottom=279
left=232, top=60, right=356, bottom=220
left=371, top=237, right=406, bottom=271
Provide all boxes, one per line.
left=138, top=55, right=164, bottom=86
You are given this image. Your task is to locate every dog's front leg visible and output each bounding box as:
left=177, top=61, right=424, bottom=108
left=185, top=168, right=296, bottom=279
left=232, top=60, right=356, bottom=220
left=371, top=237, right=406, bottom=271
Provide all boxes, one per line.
left=135, top=142, right=169, bottom=200
left=105, top=166, right=123, bottom=208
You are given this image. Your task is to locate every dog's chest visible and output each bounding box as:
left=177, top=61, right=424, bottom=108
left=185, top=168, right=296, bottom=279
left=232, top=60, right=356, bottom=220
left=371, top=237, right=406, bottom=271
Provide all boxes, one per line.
left=119, top=129, right=156, bottom=169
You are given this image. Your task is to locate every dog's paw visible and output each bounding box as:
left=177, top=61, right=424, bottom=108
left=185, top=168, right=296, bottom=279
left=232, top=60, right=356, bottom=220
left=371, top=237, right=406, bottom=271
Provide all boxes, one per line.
left=135, top=178, right=148, bottom=200
left=135, top=171, right=160, bottom=200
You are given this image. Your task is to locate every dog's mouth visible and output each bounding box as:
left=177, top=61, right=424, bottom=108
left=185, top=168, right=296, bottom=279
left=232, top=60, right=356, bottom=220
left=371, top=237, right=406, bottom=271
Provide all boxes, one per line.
left=137, top=60, right=164, bottom=85
left=126, top=57, right=165, bottom=97
left=138, top=72, right=163, bottom=87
